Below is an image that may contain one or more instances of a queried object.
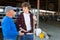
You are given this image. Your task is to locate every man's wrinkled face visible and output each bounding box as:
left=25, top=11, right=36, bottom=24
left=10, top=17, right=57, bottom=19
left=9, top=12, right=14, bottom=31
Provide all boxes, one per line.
left=9, top=10, right=15, bottom=17
left=23, top=7, right=29, bottom=12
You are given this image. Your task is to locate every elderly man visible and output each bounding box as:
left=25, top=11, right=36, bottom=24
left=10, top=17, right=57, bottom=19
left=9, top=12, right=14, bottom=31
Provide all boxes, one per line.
left=1, top=6, right=21, bottom=40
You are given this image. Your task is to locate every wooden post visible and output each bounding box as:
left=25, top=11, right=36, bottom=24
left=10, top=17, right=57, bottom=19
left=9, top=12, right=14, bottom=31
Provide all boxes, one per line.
left=37, top=0, right=40, bottom=28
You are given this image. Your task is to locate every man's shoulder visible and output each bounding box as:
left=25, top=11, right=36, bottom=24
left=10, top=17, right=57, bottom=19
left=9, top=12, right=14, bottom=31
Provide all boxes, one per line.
left=29, top=12, right=34, bottom=17
left=19, top=12, right=23, bottom=16
left=2, top=16, right=8, bottom=21
left=2, top=16, right=9, bottom=24
left=2, top=16, right=10, bottom=22
left=17, top=12, right=24, bottom=19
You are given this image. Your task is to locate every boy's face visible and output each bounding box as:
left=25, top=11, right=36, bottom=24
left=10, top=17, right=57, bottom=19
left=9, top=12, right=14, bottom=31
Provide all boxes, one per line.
left=22, top=7, right=29, bottom=12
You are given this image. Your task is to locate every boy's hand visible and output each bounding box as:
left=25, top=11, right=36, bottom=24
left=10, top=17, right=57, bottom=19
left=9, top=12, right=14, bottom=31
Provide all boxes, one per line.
left=19, top=31, right=24, bottom=36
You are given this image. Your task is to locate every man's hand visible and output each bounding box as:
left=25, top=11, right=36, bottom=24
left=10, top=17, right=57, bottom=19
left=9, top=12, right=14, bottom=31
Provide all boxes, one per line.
left=19, top=31, right=24, bottom=36
left=20, top=27, right=28, bottom=32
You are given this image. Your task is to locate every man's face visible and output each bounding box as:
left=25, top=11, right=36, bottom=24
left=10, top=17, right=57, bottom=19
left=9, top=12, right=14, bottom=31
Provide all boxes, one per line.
left=9, top=10, right=15, bottom=17
left=23, top=7, right=29, bottom=12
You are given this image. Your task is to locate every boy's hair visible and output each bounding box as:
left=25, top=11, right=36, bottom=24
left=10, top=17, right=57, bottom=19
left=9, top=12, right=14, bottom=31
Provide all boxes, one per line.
left=21, top=2, right=31, bottom=9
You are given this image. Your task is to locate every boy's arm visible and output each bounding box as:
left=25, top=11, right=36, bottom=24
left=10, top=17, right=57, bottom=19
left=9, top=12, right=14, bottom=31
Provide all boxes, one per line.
left=33, top=15, right=37, bottom=27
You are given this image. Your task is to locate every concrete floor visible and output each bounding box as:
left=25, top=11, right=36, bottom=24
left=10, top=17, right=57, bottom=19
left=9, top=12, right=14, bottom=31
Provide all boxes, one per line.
left=36, top=21, right=60, bottom=40
left=0, top=21, right=60, bottom=40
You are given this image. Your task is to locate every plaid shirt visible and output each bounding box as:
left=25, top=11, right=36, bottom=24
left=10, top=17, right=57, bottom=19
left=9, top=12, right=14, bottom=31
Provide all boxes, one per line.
left=16, top=12, right=33, bottom=33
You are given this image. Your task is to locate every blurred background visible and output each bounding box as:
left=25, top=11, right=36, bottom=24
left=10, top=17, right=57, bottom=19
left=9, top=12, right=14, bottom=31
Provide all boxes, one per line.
left=0, top=0, right=60, bottom=40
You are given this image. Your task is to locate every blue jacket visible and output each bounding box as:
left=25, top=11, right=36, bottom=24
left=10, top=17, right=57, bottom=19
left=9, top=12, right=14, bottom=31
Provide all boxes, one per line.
left=1, top=16, right=18, bottom=38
